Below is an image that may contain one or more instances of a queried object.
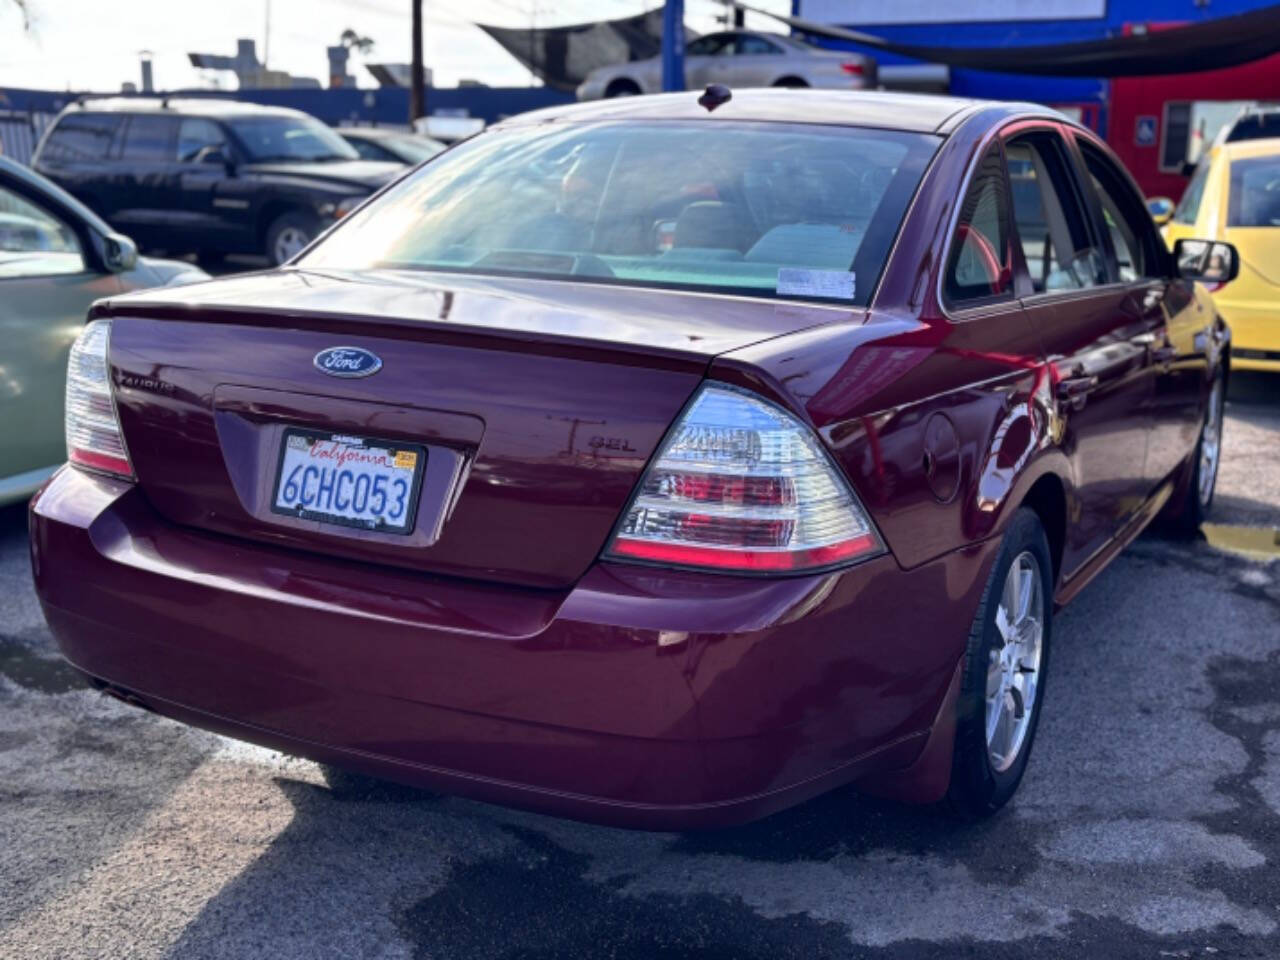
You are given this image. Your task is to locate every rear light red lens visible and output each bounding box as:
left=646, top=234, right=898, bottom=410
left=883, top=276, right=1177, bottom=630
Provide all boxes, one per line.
left=605, top=384, right=883, bottom=575
left=610, top=534, right=878, bottom=572
left=841, top=62, right=865, bottom=75
left=65, top=319, right=134, bottom=481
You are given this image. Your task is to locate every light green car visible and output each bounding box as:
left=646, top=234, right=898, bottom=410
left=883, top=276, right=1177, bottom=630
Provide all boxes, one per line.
left=0, top=156, right=208, bottom=506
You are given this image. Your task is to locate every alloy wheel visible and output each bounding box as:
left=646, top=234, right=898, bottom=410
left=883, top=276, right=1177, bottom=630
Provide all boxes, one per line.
left=986, top=551, right=1045, bottom=773
left=1198, top=378, right=1223, bottom=508
left=274, top=226, right=312, bottom=264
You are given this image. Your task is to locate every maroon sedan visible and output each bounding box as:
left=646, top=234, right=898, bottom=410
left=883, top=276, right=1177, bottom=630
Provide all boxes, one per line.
left=31, top=90, right=1237, bottom=828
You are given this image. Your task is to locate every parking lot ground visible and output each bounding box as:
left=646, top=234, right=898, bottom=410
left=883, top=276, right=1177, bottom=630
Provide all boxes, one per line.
left=0, top=375, right=1277, bottom=960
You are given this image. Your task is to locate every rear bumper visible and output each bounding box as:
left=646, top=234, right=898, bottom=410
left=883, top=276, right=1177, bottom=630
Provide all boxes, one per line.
left=1230, top=351, right=1280, bottom=373
left=30, top=466, right=996, bottom=829
left=1218, top=299, right=1280, bottom=372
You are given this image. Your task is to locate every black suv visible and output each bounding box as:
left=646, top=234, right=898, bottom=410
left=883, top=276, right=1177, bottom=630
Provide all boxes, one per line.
left=33, top=98, right=404, bottom=265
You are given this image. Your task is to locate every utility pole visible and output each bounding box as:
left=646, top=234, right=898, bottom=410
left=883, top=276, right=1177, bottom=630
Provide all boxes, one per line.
left=661, top=0, right=685, bottom=93
left=263, top=0, right=272, bottom=68
left=410, top=0, right=426, bottom=125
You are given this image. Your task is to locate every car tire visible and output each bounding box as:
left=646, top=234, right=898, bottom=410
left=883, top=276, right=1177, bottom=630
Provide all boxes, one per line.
left=772, top=76, right=809, bottom=88
left=1163, top=368, right=1225, bottom=536
left=265, top=210, right=320, bottom=266
left=946, top=507, right=1053, bottom=819
left=604, top=78, right=642, bottom=98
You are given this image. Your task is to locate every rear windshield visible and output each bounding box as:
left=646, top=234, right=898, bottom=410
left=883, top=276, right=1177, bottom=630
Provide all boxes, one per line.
left=1228, top=155, right=1280, bottom=227
left=1225, top=114, right=1280, bottom=143
left=298, top=121, right=939, bottom=305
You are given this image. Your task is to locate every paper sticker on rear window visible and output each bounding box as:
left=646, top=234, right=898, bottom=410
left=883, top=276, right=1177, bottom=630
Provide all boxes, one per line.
left=777, top=268, right=856, bottom=301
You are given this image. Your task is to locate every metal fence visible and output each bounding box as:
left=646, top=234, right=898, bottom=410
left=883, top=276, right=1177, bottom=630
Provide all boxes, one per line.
left=0, top=109, right=53, bottom=165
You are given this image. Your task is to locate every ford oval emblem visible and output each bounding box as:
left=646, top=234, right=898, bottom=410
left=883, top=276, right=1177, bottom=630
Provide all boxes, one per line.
left=313, top=346, right=382, bottom=379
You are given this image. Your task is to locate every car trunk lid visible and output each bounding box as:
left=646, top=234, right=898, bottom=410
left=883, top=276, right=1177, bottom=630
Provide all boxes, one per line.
left=98, top=269, right=857, bottom=587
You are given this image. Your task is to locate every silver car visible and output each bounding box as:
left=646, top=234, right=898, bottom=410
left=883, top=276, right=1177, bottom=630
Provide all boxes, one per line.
left=576, top=30, right=875, bottom=100
left=0, top=156, right=207, bottom=506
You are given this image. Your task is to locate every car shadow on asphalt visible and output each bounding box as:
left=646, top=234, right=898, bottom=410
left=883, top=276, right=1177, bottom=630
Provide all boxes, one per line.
left=163, top=769, right=1022, bottom=960
left=1227, top=371, right=1278, bottom=408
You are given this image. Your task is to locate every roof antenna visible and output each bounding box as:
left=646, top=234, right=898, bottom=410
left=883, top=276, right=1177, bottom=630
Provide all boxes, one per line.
left=698, top=83, right=732, bottom=112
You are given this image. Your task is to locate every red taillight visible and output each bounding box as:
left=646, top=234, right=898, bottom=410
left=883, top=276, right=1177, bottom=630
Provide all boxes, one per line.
left=841, top=62, right=864, bottom=76
left=604, top=384, right=883, bottom=575
left=65, top=319, right=134, bottom=481
left=610, top=534, right=878, bottom=572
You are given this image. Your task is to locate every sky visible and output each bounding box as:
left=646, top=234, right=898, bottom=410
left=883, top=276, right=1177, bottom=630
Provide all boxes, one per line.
left=0, top=0, right=795, bottom=93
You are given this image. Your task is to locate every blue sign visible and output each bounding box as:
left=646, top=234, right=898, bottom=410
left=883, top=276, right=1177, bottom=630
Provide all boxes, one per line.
left=1135, top=115, right=1158, bottom=147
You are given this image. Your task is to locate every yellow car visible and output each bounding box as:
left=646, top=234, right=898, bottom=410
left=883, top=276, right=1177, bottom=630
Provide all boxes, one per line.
left=1155, top=139, right=1280, bottom=373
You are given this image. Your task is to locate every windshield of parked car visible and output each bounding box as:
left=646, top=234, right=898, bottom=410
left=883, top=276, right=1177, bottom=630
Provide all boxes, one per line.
left=384, top=134, right=446, bottom=163
left=1228, top=155, right=1280, bottom=227
left=297, top=121, right=938, bottom=305
left=229, top=115, right=360, bottom=163
left=1225, top=113, right=1280, bottom=143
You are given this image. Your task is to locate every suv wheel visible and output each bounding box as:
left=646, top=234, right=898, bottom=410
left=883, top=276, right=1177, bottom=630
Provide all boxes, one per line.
left=266, top=211, right=319, bottom=266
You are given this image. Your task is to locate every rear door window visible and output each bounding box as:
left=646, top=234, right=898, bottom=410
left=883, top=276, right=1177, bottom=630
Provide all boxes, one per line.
left=1006, top=133, right=1106, bottom=294
left=120, top=115, right=176, bottom=162
left=686, top=34, right=734, bottom=56
left=40, top=113, right=120, bottom=163
left=944, top=143, right=1013, bottom=304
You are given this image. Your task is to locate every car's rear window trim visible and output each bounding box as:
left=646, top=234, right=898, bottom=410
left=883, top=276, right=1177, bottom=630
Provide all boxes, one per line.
left=371, top=260, right=871, bottom=309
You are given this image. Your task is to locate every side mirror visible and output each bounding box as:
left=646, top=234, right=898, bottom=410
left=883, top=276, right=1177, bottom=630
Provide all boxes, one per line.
left=1173, top=238, right=1239, bottom=286
left=102, top=232, right=138, bottom=273
left=1147, top=196, right=1175, bottom=226
left=198, top=146, right=236, bottom=175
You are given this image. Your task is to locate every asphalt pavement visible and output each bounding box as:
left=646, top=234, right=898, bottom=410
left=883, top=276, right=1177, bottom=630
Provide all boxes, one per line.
left=0, top=374, right=1277, bottom=960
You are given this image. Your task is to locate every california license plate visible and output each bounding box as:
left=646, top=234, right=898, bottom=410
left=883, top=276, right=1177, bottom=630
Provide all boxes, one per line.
left=271, top=429, right=424, bottom=535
